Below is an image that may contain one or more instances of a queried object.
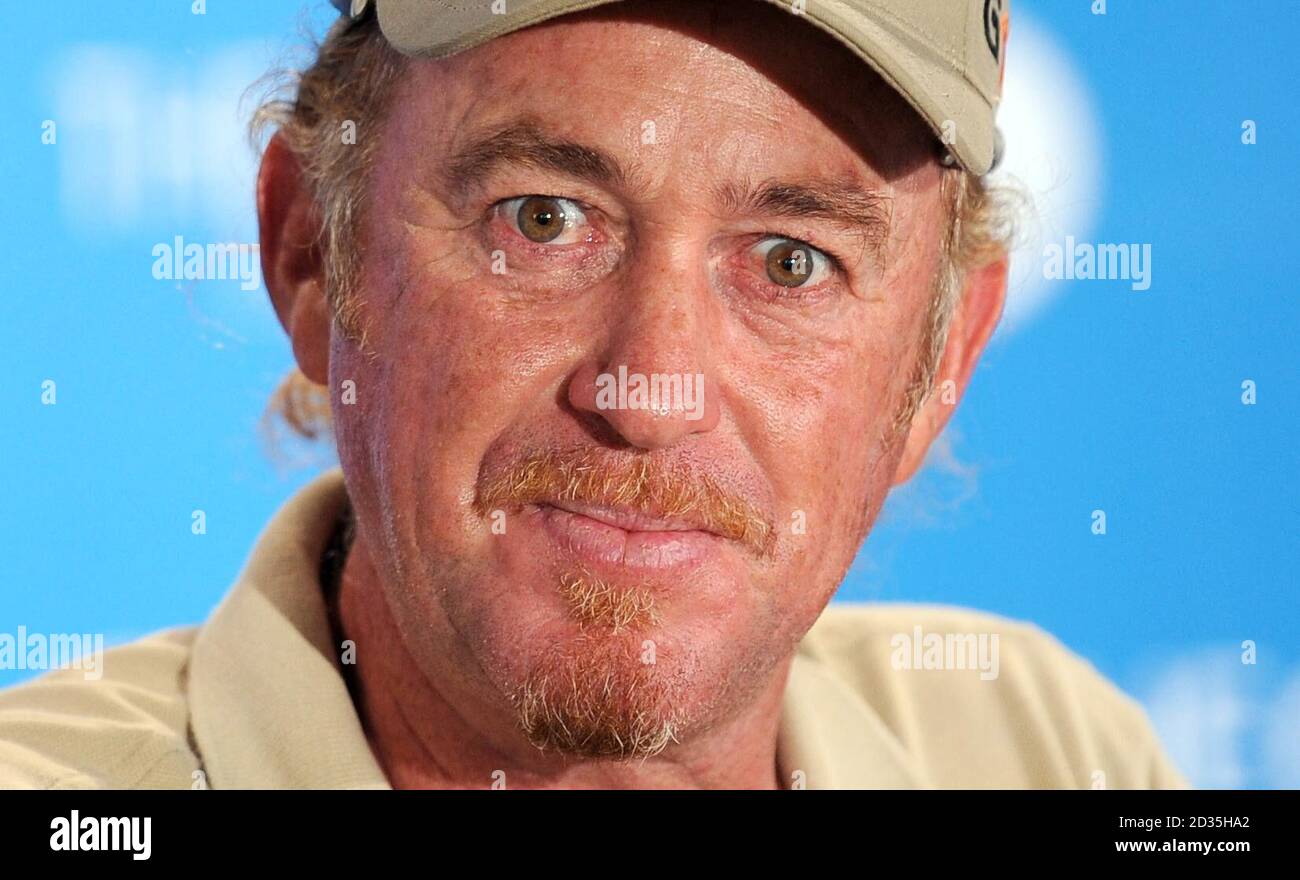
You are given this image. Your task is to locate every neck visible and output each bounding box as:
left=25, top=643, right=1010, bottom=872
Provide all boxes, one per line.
left=331, top=525, right=792, bottom=790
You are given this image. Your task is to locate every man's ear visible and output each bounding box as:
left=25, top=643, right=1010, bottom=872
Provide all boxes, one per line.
left=258, top=133, right=331, bottom=386
left=892, top=255, right=1008, bottom=486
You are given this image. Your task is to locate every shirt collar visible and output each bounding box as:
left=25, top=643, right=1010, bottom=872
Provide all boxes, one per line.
left=777, top=652, right=929, bottom=789
left=189, top=468, right=926, bottom=789
left=188, top=470, right=388, bottom=788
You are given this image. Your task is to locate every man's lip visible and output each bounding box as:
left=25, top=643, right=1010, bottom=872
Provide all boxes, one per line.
left=535, top=501, right=726, bottom=572
left=541, top=499, right=714, bottom=536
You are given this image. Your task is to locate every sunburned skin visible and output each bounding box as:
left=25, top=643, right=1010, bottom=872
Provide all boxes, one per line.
left=258, top=0, right=1007, bottom=789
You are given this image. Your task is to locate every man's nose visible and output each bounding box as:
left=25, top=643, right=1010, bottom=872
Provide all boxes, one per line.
left=567, top=270, right=721, bottom=450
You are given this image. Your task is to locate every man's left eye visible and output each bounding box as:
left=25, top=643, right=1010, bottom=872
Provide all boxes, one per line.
left=501, top=195, right=591, bottom=245
left=752, top=237, right=833, bottom=288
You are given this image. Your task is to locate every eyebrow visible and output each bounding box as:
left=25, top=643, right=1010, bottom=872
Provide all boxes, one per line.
left=713, top=178, right=894, bottom=259
left=442, top=118, right=893, bottom=256
left=443, top=118, right=625, bottom=201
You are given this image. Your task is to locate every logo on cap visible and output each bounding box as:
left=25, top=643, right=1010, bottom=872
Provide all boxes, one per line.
left=983, top=0, right=1011, bottom=97
left=984, top=0, right=1005, bottom=59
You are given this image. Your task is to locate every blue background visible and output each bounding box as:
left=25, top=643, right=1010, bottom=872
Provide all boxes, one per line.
left=1, top=1, right=1296, bottom=787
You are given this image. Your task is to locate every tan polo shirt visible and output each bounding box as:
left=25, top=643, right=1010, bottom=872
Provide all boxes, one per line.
left=0, top=469, right=1188, bottom=790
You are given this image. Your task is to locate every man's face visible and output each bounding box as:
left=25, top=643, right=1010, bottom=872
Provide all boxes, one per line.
left=329, top=0, right=953, bottom=758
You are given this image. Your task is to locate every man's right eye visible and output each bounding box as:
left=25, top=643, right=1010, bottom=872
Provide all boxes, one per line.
left=500, top=195, right=591, bottom=245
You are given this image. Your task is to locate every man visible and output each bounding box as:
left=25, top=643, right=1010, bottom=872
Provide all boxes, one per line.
left=0, top=0, right=1186, bottom=789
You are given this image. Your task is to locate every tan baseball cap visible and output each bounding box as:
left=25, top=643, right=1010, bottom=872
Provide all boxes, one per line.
left=332, top=0, right=1009, bottom=174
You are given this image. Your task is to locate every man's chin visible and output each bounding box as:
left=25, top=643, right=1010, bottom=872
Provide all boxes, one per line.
left=452, top=562, right=783, bottom=761
left=510, top=630, right=682, bottom=760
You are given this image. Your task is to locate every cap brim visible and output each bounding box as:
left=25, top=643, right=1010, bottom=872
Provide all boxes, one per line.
left=377, top=0, right=994, bottom=173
